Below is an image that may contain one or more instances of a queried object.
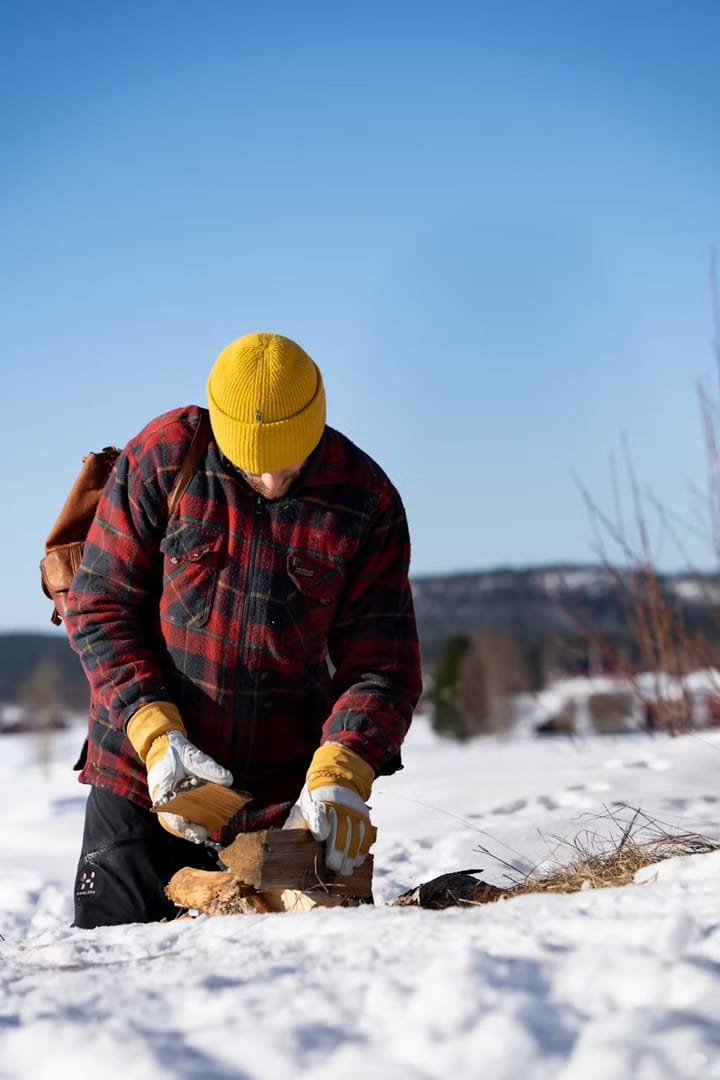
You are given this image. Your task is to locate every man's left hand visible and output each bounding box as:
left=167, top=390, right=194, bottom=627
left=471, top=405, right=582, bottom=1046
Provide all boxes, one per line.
left=284, top=743, right=376, bottom=875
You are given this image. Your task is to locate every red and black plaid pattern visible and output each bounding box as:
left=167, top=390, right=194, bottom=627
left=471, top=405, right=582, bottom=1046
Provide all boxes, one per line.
left=65, top=406, right=422, bottom=841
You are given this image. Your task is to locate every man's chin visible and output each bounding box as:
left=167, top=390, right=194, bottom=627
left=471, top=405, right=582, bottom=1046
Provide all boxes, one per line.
left=245, top=478, right=293, bottom=500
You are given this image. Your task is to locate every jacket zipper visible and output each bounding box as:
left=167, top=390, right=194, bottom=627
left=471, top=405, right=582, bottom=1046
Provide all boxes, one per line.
left=233, top=494, right=264, bottom=775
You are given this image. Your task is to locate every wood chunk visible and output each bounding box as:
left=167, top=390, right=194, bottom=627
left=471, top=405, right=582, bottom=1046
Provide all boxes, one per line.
left=165, top=869, right=365, bottom=915
left=392, top=871, right=507, bottom=909
left=152, top=782, right=252, bottom=832
left=218, top=828, right=374, bottom=897
left=261, top=888, right=358, bottom=912
left=166, top=868, right=267, bottom=915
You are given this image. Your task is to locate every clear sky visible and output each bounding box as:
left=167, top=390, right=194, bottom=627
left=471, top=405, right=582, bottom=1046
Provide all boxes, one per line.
left=2, top=0, right=719, bottom=632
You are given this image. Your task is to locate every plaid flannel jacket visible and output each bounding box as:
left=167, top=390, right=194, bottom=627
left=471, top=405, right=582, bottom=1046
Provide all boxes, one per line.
left=65, top=406, right=422, bottom=840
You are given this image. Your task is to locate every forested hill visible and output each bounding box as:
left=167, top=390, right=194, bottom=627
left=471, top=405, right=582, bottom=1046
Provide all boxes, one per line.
left=411, top=563, right=720, bottom=666
left=2, top=563, right=718, bottom=706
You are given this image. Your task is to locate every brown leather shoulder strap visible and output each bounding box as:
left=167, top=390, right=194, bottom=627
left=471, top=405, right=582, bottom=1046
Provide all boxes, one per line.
left=166, top=411, right=212, bottom=519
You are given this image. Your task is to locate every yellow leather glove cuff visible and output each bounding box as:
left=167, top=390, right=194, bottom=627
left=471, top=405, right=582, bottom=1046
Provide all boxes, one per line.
left=126, top=701, right=186, bottom=764
left=306, top=743, right=375, bottom=802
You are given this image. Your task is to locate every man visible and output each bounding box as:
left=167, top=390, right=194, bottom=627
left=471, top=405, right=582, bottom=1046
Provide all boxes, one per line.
left=65, top=332, right=422, bottom=927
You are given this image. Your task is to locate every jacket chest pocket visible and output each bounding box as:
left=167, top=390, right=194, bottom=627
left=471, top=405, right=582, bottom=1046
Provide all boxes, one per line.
left=159, top=525, right=224, bottom=629
left=283, top=554, right=345, bottom=655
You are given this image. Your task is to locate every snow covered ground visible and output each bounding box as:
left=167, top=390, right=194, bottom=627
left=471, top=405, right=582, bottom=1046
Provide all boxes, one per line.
left=2, top=711, right=720, bottom=1079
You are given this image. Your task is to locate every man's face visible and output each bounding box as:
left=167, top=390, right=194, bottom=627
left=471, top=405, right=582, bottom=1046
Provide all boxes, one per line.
left=241, top=460, right=307, bottom=500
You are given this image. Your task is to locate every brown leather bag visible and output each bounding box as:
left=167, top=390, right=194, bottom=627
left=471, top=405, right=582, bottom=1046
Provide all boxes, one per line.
left=40, top=413, right=211, bottom=628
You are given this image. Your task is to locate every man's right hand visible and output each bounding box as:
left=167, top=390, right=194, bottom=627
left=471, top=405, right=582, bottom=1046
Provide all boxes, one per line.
left=146, top=730, right=233, bottom=842
left=127, top=702, right=233, bottom=843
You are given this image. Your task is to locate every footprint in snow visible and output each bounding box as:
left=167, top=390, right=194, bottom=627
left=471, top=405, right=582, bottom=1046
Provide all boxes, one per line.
left=491, top=799, right=528, bottom=816
left=626, top=758, right=672, bottom=772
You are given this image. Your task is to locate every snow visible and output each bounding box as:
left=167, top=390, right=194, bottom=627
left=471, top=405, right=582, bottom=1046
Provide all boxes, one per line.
left=537, top=568, right=615, bottom=594
left=3, top=711, right=720, bottom=1079
left=668, top=578, right=720, bottom=606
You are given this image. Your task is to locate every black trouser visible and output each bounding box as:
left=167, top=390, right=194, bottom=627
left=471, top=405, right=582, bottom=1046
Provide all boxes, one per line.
left=73, top=786, right=218, bottom=929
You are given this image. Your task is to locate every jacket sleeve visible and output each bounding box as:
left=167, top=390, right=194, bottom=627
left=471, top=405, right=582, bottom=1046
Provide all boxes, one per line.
left=64, top=431, right=176, bottom=732
left=323, top=480, right=423, bottom=775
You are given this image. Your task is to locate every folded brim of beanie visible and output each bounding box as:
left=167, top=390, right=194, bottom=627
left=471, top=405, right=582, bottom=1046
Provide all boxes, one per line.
left=207, top=368, right=326, bottom=474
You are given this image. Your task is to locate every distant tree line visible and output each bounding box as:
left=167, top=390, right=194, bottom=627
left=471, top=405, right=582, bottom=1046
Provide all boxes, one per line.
left=0, top=634, right=88, bottom=714
left=425, top=567, right=720, bottom=740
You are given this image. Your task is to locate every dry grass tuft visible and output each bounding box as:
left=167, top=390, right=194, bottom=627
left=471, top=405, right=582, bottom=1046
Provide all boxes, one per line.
left=478, top=805, right=720, bottom=900
left=394, top=806, right=720, bottom=910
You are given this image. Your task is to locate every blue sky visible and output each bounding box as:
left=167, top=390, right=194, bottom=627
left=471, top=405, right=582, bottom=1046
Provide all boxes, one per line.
left=2, top=0, right=719, bottom=632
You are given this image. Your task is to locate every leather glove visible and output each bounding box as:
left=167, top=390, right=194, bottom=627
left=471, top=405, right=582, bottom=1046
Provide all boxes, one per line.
left=284, top=743, right=376, bottom=875
left=127, top=702, right=233, bottom=843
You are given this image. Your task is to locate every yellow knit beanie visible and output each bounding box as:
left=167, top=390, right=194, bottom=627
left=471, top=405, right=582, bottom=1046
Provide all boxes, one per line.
left=207, top=332, right=326, bottom=473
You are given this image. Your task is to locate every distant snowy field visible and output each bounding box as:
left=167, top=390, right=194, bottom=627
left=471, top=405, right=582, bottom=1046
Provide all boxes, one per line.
left=2, top=705, right=720, bottom=1079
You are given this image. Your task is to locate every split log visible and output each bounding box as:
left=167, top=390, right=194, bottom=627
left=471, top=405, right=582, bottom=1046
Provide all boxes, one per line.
left=166, top=828, right=373, bottom=916
left=217, top=828, right=374, bottom=897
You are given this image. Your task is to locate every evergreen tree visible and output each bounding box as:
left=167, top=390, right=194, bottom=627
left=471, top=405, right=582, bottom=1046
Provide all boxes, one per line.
left=431, top=635, right=470, bottom=739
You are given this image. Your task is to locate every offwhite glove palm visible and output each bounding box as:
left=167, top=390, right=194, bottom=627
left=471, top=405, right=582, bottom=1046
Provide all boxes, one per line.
left=284, top=743, right=376, bottom=875
left=147, top=730, right=233, bottom=843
